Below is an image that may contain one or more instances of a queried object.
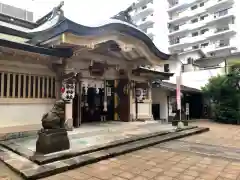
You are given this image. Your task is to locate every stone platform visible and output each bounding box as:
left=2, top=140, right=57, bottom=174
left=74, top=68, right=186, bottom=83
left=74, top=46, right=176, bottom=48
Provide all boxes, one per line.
left=0, top=122, right=209, bottom=179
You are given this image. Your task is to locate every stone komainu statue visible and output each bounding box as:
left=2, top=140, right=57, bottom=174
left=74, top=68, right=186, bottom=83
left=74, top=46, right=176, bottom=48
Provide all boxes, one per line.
left=36, top=100, right=70, bottom=154
left=41, top=100, right=65, bottom=129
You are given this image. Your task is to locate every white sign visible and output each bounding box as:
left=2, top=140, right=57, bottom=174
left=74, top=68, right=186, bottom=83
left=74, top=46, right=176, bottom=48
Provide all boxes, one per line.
left=186, top=103, right=189, bottom=115
left=107, top=87, right=111, bottom=96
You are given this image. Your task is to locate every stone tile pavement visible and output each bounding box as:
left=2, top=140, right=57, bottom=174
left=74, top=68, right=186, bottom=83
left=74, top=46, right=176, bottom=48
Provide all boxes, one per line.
left=44, top=120, right=240, bottom=180
left=1, top=120, right=240, bottom=180
left=184, top=120, right=240, bottom=149
left=45, top=147, right=240, bottom=180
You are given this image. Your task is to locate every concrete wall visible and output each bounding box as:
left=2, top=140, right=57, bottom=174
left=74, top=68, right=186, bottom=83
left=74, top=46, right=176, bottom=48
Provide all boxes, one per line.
left=152, top=88, right=170, bottom=121
left=168, top=61, right=225, bottom=89
left=0, top=100, right=54, bottom=127
left=0, top=59, right=56, bottom=128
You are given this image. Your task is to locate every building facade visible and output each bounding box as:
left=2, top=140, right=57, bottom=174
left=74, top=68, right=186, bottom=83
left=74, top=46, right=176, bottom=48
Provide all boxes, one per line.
left=128, top=0, right=170, bottom=53
left=0, top=2, right=176, bottom=129
left=168, top=0, right=238, bottom=62
left=165, top=0, right=240, bottom=88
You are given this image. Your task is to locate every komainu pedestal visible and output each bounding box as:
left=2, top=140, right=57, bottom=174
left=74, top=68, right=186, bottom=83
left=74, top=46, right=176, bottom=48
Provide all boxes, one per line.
left=36, top=129, right=70, bottom=154
left=36, top=100, right=70, bottom=154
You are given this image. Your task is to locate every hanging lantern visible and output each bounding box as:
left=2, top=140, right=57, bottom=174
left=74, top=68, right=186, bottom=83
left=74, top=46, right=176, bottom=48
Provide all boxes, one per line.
left=60, top=87, right=65, bottom=93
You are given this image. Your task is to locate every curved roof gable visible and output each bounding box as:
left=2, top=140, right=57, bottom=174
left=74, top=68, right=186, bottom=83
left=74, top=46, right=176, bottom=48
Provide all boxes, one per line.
left=27, top=17, right=170, bottom=60
left=0, top=1, right=171, bottom=61
left=24, top=1, right=170, bottom=61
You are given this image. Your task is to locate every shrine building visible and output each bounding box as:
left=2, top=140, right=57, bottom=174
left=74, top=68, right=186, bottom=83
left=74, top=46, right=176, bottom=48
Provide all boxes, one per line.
left=0, top=2, right=176, bottom=129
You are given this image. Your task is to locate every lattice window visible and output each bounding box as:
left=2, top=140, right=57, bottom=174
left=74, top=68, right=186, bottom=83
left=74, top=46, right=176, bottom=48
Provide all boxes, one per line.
left=0, top=72, right=56, bottom=99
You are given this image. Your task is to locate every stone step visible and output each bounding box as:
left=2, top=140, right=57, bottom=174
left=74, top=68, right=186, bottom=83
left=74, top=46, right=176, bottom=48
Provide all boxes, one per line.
left=0, top=127, right=209, bottom=180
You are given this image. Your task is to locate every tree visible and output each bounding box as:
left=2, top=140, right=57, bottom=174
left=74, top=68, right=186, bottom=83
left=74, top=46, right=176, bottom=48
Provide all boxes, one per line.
left=202, top=70, right=240, bottom=125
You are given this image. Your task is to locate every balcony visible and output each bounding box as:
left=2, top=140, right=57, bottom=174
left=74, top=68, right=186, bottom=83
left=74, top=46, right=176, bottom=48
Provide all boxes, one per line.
left=168, top=12, right=190, bottom=24
left=181, top=32, right=210, bottom=45
left=131, top=3, right=154, bottom=22
left=206, top=0, right=234, bottom=12
left=175, top=18, right=211, bottom=34
left=132, top=0, right=153, bottom=10
left=147, top=32, right=154, bottom=40
left=180, top=6, right=206, bottom=19
left=169, top=38, right=190, bottom=50
left=202, top=42, right=236, bottom=54
left=168, top=24, right=189, bottom=36
left=168, top=16, right=212, bottom=36
left=168, top=2, right=188, bottom=13
left=137, top=15, right=154, bottom=30
left=206, top=24, right=236, bottom=40
left=207, top=8, right=235, bottom=25
left=139, top=21, right=154, bottom=31
left=168, top=4, right=207, bottom=24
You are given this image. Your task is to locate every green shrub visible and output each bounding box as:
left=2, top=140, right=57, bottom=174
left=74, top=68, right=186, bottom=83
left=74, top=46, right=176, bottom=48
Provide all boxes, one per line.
left=202, top=71, right=240, bottom=125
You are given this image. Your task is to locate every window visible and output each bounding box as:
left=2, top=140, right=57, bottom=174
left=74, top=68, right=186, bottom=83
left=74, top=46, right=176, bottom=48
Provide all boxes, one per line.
left=200, top=28, right=209, bottom=34
left=3, top=73, right=7, bottom=97
left=20, top=75, right=24, bottom=97
left=30, top=76, right=34, bottom=98
left=15, top=74, right=19, bottom=97
left=187, top=58, right=194, bottom=64
left=173, top=25, right=179, bottom=31
left=201, top=42, right=209, bottom=48
left=210, top=52, right=216, bottom=56
left=216, top=8, right=229, bottom=17
left=192, top=32, right=198, bottom=37
left=200, top=14, right=208, bottom=20
left=191, top=18, right=198, bottom=23
left=170, top=37, right=180, bottom=45
left=164, top=64, right=170, bottom=72
left=192, top=45, right=199, bottom=49
left=181, top=65, right=184, bottom=72
left=9, top=74, right=13, bottom=97
left=0, top=72, right=56, bottom=99
left=218, top=39, right=229, bottom=47
left=215, top=26, right=229, bottom=33
left=200, top=2, right=204, bottom=7
left=191, top=5, right=198, bottom=10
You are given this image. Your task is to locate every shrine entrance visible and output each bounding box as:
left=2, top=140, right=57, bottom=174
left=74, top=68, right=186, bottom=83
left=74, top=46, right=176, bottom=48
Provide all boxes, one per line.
left=72, top=80, right=114, bottom=127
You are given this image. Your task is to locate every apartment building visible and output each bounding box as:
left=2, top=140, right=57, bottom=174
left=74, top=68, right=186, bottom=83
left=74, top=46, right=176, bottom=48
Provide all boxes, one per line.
left=127, top=0, right=172, bottom=75
left=129, top=0, right=155, bottom=40
left=167, top=0, right=239, bottom=70
left=0, top=2, right=33, bottom=21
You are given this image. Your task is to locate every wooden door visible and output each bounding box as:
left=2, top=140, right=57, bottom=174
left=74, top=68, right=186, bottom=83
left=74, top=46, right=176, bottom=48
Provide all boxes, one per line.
left=114, top=79, right=130, bottom=121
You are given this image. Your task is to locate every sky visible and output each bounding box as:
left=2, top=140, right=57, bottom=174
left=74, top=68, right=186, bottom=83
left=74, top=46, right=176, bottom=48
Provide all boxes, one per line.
left=0, top=0, right=169, bottom=53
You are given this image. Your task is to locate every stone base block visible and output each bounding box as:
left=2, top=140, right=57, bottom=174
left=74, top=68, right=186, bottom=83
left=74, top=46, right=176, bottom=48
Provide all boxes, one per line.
left=36, top=129, right=70, bottom=154
left=172, top=121, right=188, bottom=126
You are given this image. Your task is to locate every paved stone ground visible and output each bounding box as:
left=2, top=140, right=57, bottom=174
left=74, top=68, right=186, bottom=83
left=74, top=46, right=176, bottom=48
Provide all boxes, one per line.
left=183, top=120, right=240, bottom=149
left=1, top=120, right=240, bottom=180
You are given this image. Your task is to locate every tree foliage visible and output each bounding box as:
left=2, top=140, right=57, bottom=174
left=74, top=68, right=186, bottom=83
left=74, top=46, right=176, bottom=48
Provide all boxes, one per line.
left=202, top=70, right=240, bottom=124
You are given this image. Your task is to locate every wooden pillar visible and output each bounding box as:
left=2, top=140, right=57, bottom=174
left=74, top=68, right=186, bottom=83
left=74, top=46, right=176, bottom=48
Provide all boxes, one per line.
left=73, top=74, right=82, bottom=128
left=114, top=78, right=131, bottom=121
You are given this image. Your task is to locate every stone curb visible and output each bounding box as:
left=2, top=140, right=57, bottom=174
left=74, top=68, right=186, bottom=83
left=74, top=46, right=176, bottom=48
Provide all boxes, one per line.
left=1, top=126, right=197, bottom=165
left=0, top=127, right=209, bottom=179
